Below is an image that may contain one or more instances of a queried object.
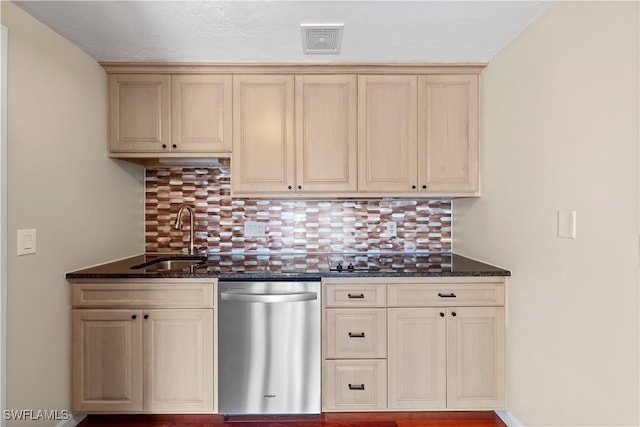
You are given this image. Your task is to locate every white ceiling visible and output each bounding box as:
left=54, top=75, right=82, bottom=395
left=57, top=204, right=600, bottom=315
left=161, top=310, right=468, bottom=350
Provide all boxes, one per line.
left=13, top=1, right=552, bottom=63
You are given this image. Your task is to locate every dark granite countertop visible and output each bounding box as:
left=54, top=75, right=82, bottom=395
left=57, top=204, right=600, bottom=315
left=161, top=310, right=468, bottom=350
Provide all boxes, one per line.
left=65, top=252, right=510, bottom=281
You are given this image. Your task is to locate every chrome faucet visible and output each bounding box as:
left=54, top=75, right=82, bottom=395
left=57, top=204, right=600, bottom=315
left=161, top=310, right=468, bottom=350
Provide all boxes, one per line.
left=174, top=205, right=196, bottom=255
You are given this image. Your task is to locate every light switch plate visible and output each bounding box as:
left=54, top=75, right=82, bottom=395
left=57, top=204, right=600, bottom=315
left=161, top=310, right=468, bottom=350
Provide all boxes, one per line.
left=557, top=211, right=576, bottom=239
left=17, top=229, right=37, bottom=255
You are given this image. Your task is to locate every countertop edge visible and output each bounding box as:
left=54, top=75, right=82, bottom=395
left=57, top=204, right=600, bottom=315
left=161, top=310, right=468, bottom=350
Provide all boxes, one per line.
left=65, top=253, right=511, bottom=280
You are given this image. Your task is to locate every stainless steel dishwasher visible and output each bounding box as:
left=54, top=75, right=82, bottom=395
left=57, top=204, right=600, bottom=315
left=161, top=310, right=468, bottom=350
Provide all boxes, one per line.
left=218, top=281, right=321, bottom=414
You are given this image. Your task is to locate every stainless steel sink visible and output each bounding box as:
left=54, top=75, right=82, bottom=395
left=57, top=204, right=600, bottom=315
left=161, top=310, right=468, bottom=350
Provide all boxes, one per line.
left=131, top=256, right=206, bottom=271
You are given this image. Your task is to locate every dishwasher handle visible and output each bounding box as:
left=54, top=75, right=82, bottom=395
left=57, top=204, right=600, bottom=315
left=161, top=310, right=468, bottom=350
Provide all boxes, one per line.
left=220, top=291, right=318, bottom=303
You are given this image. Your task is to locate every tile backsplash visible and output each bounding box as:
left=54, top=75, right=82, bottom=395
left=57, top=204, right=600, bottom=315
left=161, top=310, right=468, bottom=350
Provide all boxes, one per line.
left=145, top=167, right=452, bottom=254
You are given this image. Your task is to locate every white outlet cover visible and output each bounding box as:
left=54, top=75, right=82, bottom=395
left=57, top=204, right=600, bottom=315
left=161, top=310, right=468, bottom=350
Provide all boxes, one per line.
left=244, top=221, right=266, bottom=237
left=386, top=221, right=397, bottom=236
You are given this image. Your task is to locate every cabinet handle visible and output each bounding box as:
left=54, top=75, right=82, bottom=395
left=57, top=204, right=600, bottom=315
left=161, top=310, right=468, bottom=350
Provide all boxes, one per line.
left=287, top=186, right=293, bottom=190
left=143, top=314, right=149, bottom=320
left=422, top=185, right=427, bottom=189
left=438, top=292, right=457, bottom=298
left=451, top=312, right=457, bottom=317
left=172, top=144, right=177, bottom=149
left=348, top=384, right=365, bottom=391
left=297, top=185, right=302, bottom=190
left=131, top=314, right=137, bottom=320
left=411, top=185, right=417, bottom=189
left=348, top=332, right=365, bottom=338
left=161, top=144, right=167, bottom=149
left=440, top=312, right=445, bottom=317
left=347, top=293, right=365, bottom=299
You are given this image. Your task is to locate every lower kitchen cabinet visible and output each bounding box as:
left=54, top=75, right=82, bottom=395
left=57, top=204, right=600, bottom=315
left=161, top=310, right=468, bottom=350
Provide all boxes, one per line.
left=322, top=277, right=507, bottom=412
left=143, top=309, right=214, bottom=412
left=446, top=307, right=506, bottom=409
left=70, top=280, right=216, bottom=413
left=387, top=308, right=446, bottom=409
left=387, top=307, right=505, bottom=410
left=72, top=309, right=143, bottom=412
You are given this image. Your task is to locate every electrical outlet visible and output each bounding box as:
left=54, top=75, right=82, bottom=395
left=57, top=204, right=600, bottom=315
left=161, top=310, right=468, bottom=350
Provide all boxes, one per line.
left=385, top=221, right=397, bottom=236
left=244, top=221, right=266, bottom=237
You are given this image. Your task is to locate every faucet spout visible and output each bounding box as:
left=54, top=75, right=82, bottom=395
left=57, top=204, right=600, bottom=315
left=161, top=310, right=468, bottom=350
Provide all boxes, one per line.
left=174, top=205, right=196, bottom=255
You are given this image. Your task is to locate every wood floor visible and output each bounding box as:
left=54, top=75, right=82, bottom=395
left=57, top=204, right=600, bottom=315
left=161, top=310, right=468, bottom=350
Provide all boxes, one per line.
left=78, top=412, right=507, bottom=427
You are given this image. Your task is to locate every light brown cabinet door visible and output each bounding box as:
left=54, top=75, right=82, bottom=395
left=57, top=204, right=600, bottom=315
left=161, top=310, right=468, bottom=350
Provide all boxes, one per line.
left=109, top=74, right=171, bottom=152
left=232, top=75, right=295, bottom=194
left=447, top=307, right=505, bottom=409
left=172, top=75, right=232, bottom=153
left=143, top=309, right=214, bottom=412
left=358, top=75, right=417, bottom=193
left=418, top=75, right=479, bottom=194
left=72, top=309, right=143, bottom=412
left=295, top=75, right=357, bottom=192
left=387, top=308, right=446, bottom=409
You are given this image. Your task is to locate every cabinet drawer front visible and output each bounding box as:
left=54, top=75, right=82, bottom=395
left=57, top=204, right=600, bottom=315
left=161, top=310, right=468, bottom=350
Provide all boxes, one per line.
left=388, top=283, right=504, bottom=307
left=323, top=360, right=387, bottom=411
left=324, top=284, right=386, bottom=307
left=72, top=282, right=214, bottom=308
left=325, top=309, right=386, bottom=359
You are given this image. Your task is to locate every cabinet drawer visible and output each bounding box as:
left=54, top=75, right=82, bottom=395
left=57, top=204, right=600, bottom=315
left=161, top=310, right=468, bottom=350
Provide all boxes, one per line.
left=323, top=360, right=387, bottom=411
left=324, top=284, right=386, bottom=307
left=325, top=309, right=386, bottom=359
left=72, top=281, right=215, bottom=308
left=388, top=282, right=504, bottom=307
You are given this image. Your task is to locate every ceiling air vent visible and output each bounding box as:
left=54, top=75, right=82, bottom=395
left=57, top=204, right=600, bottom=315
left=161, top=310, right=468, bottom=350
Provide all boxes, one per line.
left=301, top=24, right=344, bottom=54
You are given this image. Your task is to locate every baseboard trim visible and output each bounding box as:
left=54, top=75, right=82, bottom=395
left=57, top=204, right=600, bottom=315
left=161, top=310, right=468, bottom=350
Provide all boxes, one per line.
left=56, top=413, right=86, bottom=427
left=496, top=410, right=523, bottom=427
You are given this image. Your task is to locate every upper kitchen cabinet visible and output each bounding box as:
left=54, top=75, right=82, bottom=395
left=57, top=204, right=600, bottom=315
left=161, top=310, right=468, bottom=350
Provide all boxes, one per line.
left=359, top=74, right=479, bottom=197
left=108, top=74, right=232, bottom=159
left=109, top=74, right=171, bottom=153
left=102, top=63, right=482, bottom=196
left=232, top=74, right=357, bottom=196
left=358, top=75, right=418, bottom=193
left=295, top=75, right=357, bottom=193
left=172, top=75, right=232, bottom=153
left=232, top=75, right=295, bottom=194
left=418, top=75, right=479, bottom=195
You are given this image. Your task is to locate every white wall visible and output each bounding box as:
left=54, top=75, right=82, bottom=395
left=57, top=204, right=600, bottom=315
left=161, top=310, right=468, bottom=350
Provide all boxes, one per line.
left=1, top=3, right=144, bottom=424
left=454, top=2, right=639, bottom=426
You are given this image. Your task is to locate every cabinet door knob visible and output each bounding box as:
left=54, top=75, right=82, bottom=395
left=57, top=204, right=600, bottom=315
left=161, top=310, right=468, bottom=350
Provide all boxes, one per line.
left=161, top=144, right=167, bottom=149
left=411, top=185, right=417, bottom=189
left=131, top=314, right=137, bottom=320
left=287, top=185, right=293, bottom=190
left=440, top=312, right=445, bottom=317
left=422, top=185, right=427, bottom=189
left=451, top=312, right=457, bottom=317
left=297, top=185, right=302, bottom=190
left=143, top=314, right=149, bottom=320
left=172, top=144, right=177, bottom=149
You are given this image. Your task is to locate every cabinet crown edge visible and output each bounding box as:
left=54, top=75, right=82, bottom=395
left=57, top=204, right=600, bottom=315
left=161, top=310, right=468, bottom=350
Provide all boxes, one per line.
left=100, top=62, right=487, bottom=75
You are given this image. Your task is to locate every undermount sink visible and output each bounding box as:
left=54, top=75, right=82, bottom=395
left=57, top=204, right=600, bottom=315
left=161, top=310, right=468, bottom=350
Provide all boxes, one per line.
left=131, top=256, right=206, bottom=271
